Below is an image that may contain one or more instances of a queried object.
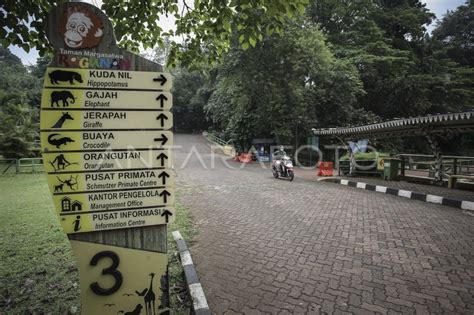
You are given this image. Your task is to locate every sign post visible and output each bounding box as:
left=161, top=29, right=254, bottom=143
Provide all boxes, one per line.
left=40, top=3, right=173, bottom=314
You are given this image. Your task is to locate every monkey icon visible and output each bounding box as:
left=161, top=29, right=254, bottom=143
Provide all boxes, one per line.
left=49, top=154, right=78, bottom=171
left=58, top=4, right=104, bottom=49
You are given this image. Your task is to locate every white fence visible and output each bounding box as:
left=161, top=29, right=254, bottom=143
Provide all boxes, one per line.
left=0, top=158, right=44, bottom=174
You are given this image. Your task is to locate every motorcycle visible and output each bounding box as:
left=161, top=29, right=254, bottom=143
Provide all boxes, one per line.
left=272, top=155, right=294, bottom=181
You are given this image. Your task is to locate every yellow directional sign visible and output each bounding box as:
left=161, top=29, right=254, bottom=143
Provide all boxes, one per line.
left=47, top=169, right=174, bottom=193
left=40, top=111, right=173, bottom=130
left=44, top=68, right=173, bottom=91
left=41, top=89, right=172, bottom=110
left=52, top=186, right=175, bottom=213
left=41, top=131, right=173, bottom=152
left=41, top=64, right=175, bottom=234
left=42, top=150, right=173, bottom=173
left=61, top=206, right=175, bottom=233
left=70, top=241, right=169, bottom=313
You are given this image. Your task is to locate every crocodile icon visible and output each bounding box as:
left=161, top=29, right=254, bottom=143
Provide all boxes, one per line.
left=47, top=134, right=75, bottom=149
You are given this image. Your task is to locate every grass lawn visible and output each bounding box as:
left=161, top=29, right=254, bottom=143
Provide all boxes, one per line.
left=0, top=174, right=193, bottom=314
left=0, top=174, right=80, bottom=313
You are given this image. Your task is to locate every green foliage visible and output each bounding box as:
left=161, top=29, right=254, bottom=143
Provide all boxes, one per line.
left=0, top=103, right=39, bottom=158
left=308, top=0, right=377, bottom=45
left=0, top=100, right=39, bottom=158
left=308, top=0, right=473, bottom=121
left=28, top=55, right=52, bottom=79
left=205, top=23, right=364, bottom=151
left=186, top=0, right=472, bottom=152
left=1, top=0, right=310, bottom=67
left=172, top=68, right=212, bottom=133
left=432, top=1, right=474, bottom=67
left=372, top=0, right=434, bottom=44
left=0, top=48, right=41, bottom=158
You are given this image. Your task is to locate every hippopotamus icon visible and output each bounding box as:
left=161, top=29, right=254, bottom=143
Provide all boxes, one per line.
left=51, top=91, right=76, bottom=107
left=49, top=70, right=83, bottom=85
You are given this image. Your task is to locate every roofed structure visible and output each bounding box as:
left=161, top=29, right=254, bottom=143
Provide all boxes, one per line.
left=312, top=111, right=474, bottom=140
left=312, top=111, right=474, bottom=181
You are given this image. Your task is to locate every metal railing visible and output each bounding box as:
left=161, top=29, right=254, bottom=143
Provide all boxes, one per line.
left=202, top=132, right=236, bottom=156
left=0, top=158, right=44, bottom=174
left=0, top=159, right=18, bottom=174
left=398, top=154, right=474, bottom=179
left=203, top=131, right=230, bottom=146
left=18, top=157, right=44, bottom=173
left=336, top=154, right=474, bottom=182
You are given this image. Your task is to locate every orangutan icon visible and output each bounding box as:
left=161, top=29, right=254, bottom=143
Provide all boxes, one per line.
left=58, top=5, right=104, bottom=49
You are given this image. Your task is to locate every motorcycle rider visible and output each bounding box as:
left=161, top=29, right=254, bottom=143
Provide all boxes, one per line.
left=273, top=146, right=287, bottom=173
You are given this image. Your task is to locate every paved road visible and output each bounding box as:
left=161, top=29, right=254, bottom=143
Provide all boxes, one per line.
left=174, top=135, right=474, bottom=314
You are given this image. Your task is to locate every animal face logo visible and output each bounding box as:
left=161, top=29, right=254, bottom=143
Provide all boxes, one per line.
left=59, top=5, right=104, bottom=49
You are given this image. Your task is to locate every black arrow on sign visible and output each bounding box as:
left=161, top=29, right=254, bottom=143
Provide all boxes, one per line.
left=161, top=209, right=173, bottom=223
left=158, top=171, right=170, bottom=185
left=153, top=74, right=167, bottom=86
left=156, top=153, right=168, bottom=167
left=156, top=113, right=168, bottom=127
left=156, top=94, right=168, bottom=108
left=154, top=134, right=168, bottom=146
left=159, top=190, right=171, bottom=203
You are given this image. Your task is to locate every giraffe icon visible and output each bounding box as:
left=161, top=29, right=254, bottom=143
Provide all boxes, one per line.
left=51, top=112, right=74, bottom=128
left=135, top=273, right=157, bottom=315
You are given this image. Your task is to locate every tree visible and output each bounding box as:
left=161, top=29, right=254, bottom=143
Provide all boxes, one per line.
left=0, top=102, right=39, bottom=158
left=172, top=68, right=212, bottom=132
left=205, top=22, right=364, bottom=151
left=307, top=0, right=377, bottom=46
left=307, top=0, right=445, bottom=119
left=0, top=48, right=42, bottom=107
left=426, top=1, right=474, bottom=114
left=1, top=0, right=309, bottom=67
left=28, top=55, right=52, bottom=78
left=432, top=1, right=474, bottom=67
left=0, top=48, right=41, bottom=158
left=142, top=37, right=173, bottom=67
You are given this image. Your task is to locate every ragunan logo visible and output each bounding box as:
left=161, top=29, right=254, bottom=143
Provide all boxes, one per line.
left=58, top=5, right=104, bottom=49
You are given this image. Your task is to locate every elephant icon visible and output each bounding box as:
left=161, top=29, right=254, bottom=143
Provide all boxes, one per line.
left=51, top=91, right=76, bottom=107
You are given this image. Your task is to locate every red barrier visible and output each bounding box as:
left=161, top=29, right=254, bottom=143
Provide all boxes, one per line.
left=238, top=153, right=252, bottom=163
left=317, top=162, right=333, bottom=176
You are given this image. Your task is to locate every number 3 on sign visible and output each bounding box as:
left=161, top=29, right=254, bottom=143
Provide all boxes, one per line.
left=89, top=251, right=123, bottom=295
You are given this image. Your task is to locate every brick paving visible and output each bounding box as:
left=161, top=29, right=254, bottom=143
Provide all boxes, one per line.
left=174, top=135, right=474, bottom=314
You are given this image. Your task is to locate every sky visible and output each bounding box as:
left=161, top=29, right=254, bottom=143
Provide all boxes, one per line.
left=423, top=0, right=466, bottom=30
left=8, top=0, right=467, bottom=66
